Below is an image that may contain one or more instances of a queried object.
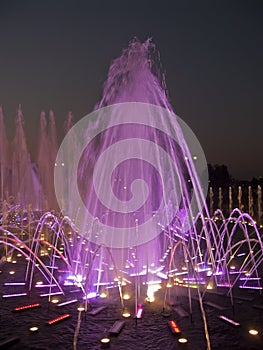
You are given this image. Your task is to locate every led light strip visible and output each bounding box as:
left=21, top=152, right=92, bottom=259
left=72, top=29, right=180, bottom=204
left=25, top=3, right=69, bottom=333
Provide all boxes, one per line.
left=13, top=303, right=40, bottom=312
left=168, top=320, right=181, bottom=334
left=47, top=314, right=71, bottom=325
left=2, top=293, right=27, bottom=298
left=218, top=315, right=240, bottom=327
left=35, top=284, right=57, bottom=288
left=57, top=299, right=78, bottom=307
left=136, top=308, right=143, bottom=318
left=239, top=285, right=262, bottom=290
left=40, top=291, right=63, bottom=297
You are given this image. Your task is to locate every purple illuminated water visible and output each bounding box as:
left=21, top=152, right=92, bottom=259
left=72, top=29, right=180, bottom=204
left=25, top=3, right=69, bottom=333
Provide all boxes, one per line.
left=0, top=39, right=263, bottom=350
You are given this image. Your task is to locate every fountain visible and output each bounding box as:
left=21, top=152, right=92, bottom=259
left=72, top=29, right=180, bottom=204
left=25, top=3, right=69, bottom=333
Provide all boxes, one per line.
left=0, top=38, right=263, bottom=350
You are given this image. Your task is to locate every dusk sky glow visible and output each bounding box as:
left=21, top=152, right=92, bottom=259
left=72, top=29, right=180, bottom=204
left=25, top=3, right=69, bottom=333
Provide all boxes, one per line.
left=0, top=0, right=262, bottom=180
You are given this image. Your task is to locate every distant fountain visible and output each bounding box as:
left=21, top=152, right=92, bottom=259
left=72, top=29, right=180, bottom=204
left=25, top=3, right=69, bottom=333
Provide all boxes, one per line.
left=258, top=185, right=262, bottom=224
left=218, top=187, right=223, bottom=211
left=11, top=105, right=40, bottom=208
left=0, top=106, right=9, bottom=201
left=238, top=185, right=243, bottom=211
left=248, top=186, right=254, bottom=217
left=209, top=187, right=214, bottom=216
left=228, top=186, right=233, bottom=213
left=37, top=110, right=59, bottom=210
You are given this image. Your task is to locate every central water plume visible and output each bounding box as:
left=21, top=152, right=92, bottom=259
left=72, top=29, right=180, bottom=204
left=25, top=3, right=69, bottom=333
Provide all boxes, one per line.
left=55, top=38, right=209, bottom=296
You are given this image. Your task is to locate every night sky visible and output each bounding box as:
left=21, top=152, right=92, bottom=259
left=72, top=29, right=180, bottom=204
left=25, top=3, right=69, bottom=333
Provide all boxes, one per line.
left=0, top=0, right=262, bottom=180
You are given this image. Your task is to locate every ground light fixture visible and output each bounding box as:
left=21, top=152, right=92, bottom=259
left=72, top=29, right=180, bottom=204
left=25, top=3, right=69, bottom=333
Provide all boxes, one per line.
left=122, top=308, right=131, bottom=318
left=47, top=314, right=71, bottom=325
left=77, top=305, right=85, bottom=312
left=178, top=337, right=188, bottom=344
left=100, top=291, right=108, bottom=298
left=29, top=326, right=39, bottom=333
left=123, top=293, right=130, bottom=300
left=249, top=329, right=259, bottom=336
left=13, top=303, right=40, bottom=312
left=100, top=335, right=111, bottom=348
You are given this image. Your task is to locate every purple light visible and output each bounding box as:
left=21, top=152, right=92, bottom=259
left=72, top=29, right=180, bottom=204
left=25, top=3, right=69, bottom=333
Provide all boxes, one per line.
left=35, top=284, right=57, bottom=288
left=136, top=308, right=143, bottom=318
left=57, top=299, right=78, bottom=307
left=40, top=291, right=63, bottom=297
left=239, top=285, right=262, bottom=290
left=218, top=315, right=240, bottom=327
left=83, top=292, right=98, bottom=300
left=2, top=293, right=27, bottom=298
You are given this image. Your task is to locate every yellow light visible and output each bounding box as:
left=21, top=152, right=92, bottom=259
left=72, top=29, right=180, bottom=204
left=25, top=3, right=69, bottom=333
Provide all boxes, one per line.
left=51, top=298, right=59, bottom=304
left=207, top=283, right=213, bottom=290
left=122, top=309, right=131, bottom=318
left=100, top=337, right=110, bottom=343
left=77, top=306, right=85, bottom=312
left=249, top=329, right=258, bottom=336
left=178, top=337, right=188, bottom=344
left=29, top=326, right=39, bottom=332
left=100, top=291, right=107, bottom=298
left=123, top=293, right=130, bottom=300
left=9, top=271, right=15, bottom=275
